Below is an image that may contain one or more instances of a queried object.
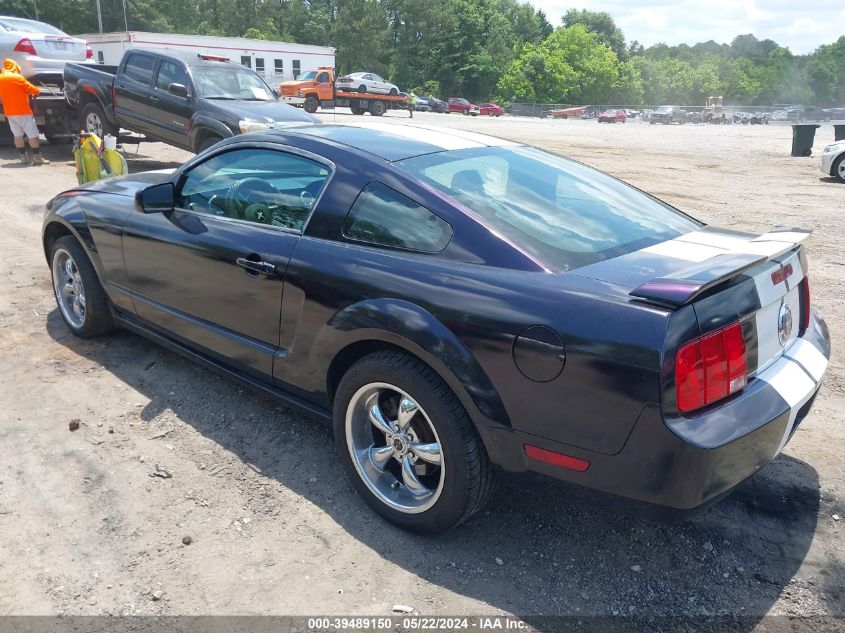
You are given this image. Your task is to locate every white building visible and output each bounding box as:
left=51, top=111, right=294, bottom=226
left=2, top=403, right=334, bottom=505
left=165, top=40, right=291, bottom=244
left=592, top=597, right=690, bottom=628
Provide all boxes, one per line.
left=78, top=31, right=335, bottom=84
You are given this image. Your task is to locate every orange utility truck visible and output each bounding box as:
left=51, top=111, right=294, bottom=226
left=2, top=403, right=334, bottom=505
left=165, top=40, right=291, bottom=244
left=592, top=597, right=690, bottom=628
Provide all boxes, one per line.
left=279, top=67, right=410, bottom=117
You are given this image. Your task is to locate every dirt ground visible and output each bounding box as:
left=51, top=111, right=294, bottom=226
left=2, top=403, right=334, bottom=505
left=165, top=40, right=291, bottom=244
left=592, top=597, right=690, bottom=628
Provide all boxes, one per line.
left=0, top=113, right=842, bottom=626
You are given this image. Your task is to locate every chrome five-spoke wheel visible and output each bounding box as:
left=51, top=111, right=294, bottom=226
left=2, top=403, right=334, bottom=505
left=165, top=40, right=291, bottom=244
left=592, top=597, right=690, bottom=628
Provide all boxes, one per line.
left=52, top=248, right=86, bottom=329
left=346, top=382, right=444, bottom=513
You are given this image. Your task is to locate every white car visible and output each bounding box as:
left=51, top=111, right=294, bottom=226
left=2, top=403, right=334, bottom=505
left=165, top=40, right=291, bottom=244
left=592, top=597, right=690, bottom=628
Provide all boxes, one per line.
left=336, top=72, right=399, bottom=96
left=820, top=142, right=845, bottom=183
left=0, top=15, right=91, bottom=79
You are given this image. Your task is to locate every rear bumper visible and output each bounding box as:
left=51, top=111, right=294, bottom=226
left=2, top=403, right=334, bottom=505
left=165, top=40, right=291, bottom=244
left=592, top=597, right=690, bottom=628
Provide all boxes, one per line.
left=479, top=309, right=830, bottom=515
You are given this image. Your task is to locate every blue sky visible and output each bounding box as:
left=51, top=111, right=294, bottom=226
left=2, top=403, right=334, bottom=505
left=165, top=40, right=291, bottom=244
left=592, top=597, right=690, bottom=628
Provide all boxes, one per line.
left=533, top=1, right=844, bottom=54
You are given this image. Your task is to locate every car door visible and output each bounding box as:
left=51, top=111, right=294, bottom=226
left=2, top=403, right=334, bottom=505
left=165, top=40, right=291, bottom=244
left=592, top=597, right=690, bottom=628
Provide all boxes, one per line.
left=147, top=59, right=193, bottom=146
left=122, top=145, right=332, bottom=380
left=369, top=73, right=387, bottom=94
left=114, top=52, right=156, bottom=132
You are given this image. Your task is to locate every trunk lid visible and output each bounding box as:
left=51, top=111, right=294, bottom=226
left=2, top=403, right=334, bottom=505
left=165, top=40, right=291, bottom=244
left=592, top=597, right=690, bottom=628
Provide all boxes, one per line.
left=572, top=227, right=811, bottom=375
left=31, top=35, right=87, bottom=61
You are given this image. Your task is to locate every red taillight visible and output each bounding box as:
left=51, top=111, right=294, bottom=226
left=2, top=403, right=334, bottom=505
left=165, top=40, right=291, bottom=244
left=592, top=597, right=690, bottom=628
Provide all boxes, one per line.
left=14, top=38, right=37, bottom=56
left=800, top=275, right=811, bottom=331
left=86, top=44, right=93, bottom=59
left=524, top=444, right=590, bottom=472
left=339, top=76, right=351, bottom=82
left=676, top=322, right=748, bottom=413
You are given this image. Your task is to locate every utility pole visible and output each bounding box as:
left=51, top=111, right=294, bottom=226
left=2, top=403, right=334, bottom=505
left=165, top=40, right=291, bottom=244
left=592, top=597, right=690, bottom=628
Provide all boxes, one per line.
left=95, top=0, right=103, bottom=33
left=123, top=0, right=129, bottom=31
left=33, top=0, right=38, bottom=20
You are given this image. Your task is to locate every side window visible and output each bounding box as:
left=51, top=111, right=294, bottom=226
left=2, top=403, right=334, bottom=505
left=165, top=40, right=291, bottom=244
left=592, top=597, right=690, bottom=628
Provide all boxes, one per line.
left=342, top=183, right=453, bottom=252
left=176, top=149, right=330, bottom=231
left=124, top=54, right=155, bottom=84
left=156, top=61, right=190, bottom=92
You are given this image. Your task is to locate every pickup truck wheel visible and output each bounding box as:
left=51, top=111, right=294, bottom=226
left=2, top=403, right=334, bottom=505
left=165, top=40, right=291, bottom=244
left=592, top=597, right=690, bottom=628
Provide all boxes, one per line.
left=197, top=136, right=222, bottom=153
left=303, top=95, right=319, bottom=114
left=51, top=236, right=116, bottom=338
left=334, top=350, right=497, bottom=533
left=370, top=101, right=386, bottom=117
left=81, top=103, right=116, bottom=138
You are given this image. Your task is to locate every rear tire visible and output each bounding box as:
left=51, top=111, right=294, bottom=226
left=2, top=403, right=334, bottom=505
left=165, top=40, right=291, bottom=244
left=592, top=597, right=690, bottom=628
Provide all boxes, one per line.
left=370, top=100, right=386, bottom=117
left=831, top=155, right=844, bottom=182
left=50, top=236, right=116, bottom=338
left=358, top=85, right=367, bottom=93
left=334, top=350, right=496, bottom=534
left=81, top=102, right=117, bottom=138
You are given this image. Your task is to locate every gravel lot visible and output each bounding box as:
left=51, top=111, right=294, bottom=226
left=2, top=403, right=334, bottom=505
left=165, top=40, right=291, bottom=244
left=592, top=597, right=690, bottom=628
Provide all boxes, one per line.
left=0, top=113, right=842, bottom=627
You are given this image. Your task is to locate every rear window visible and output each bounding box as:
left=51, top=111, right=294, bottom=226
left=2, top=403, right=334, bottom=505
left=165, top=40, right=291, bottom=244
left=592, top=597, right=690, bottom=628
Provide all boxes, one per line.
left=395, top=146, right=699, bottom=270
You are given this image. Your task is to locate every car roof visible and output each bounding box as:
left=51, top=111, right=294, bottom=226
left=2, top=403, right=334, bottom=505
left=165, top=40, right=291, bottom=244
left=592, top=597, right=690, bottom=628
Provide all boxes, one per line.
left=282, top=121, right=517, bottom=162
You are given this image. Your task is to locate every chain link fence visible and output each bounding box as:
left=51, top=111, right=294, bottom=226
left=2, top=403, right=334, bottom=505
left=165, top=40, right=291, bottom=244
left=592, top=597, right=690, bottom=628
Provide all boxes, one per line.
left=509, top=103, right=777, bottom=118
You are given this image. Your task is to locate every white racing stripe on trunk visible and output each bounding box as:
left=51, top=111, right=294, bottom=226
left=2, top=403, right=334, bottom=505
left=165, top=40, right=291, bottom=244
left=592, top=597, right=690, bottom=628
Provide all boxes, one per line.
left=675, top=230, right=750, bottom=250
left=785, top=339, right=829, bottom=382
left=640, top=239, right=729, bottom=262
left=753, top=285, right=801, bottom=373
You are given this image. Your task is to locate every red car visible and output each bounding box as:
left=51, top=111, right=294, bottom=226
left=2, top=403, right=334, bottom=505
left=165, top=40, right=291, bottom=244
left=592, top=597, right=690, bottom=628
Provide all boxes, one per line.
left=478, top=103, right=504, bottom=117
left=598, top=109, right=626, bottom=123
left=447, top=97, right=479, bottom=115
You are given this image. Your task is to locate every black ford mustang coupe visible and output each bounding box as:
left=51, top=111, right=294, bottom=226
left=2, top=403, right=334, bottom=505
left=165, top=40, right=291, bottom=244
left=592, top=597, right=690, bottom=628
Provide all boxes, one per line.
left=42, top=123, right=830, bottom=533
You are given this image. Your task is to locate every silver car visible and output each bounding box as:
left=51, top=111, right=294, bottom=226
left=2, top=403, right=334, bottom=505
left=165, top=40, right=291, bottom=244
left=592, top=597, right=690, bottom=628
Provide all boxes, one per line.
left=0, top=15, right=90, bottom=79
left=336, top=72, right=399, bottom=95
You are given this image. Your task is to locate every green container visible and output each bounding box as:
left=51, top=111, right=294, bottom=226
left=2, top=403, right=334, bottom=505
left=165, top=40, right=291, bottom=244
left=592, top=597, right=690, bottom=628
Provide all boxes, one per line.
left=791, top=124, right=819, bottom=157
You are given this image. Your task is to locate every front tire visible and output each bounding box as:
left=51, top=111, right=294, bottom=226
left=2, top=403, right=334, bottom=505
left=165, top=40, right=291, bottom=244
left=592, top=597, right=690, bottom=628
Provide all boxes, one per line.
left=303, top=95, right=319, bottom=113
left=334, top=350, right=496, bottom=533
left=197, top=135, right=222, bottom=153
left=389, top=87, right=398, bottom=96
left=833, top=154, right=845, bottom=183
left=51, top=236, right=116, bottom=338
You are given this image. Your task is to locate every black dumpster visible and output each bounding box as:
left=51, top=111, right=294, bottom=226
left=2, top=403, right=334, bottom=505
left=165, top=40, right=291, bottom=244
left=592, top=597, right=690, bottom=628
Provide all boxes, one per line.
left=835, top=125, right=845, bottom=142
left=791, top=124, right=820, bottom=156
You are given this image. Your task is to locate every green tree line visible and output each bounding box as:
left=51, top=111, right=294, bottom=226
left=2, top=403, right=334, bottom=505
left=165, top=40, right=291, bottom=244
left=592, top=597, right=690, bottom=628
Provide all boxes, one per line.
left=2, top=1, right=843, bottom=106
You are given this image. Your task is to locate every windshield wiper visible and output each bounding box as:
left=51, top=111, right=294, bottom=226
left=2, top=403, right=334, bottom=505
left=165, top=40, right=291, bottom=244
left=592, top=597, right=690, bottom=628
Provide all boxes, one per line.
left=205, top=96, right=237, bottom=100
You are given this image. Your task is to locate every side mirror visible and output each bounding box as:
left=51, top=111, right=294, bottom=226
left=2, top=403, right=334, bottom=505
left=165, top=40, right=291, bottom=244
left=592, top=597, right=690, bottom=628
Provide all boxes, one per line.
left=168, top=82, right=189, bottom=98
left=135, top=182, right=174, bottom=213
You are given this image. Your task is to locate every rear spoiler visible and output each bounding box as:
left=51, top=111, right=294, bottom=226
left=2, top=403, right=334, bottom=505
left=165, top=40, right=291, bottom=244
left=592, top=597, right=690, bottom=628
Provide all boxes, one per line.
left=630, top=228, right=811, bottom=307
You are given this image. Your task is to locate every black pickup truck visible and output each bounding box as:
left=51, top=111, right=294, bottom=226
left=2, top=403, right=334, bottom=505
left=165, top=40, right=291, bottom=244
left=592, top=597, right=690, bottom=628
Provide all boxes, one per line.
left=64, top=48, right=319, bottom=153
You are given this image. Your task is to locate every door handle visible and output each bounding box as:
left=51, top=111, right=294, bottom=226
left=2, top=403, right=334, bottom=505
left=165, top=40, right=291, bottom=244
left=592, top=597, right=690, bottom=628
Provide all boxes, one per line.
left=149, top=95, right=159, bottom=102
left=236, top=256, right=275, bottom=277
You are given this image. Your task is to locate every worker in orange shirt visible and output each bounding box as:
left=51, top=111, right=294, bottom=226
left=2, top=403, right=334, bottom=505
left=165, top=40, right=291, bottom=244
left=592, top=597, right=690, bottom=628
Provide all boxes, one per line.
left=0, top=58, right=49, bottom=165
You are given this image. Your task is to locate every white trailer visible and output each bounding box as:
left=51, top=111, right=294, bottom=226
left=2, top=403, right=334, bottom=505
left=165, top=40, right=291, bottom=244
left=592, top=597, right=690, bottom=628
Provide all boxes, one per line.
left=77, top=31, right=335, bottom=85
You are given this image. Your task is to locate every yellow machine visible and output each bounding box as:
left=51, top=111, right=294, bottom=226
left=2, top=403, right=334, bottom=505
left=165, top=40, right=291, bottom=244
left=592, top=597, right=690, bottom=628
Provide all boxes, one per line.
left=73, top=132, right=127, bottom=184
left=704, top=96, right=726, bottom=124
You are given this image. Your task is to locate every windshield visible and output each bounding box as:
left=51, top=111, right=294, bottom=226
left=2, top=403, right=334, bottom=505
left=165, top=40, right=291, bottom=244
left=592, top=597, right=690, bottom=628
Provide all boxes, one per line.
left=193, top=66, right=275, bottom=100
left=0, top=18, right=68, bottom=35
left=656, top=106, right=672, bottom=113
left=298, top=71, right=317, bottom=81
left=395, top=146, right=700, bottom=271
